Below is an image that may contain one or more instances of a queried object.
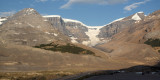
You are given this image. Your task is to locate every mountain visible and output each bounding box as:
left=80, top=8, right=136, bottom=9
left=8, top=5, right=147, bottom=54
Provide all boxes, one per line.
left=43, top=12, right=146, bottom=47
left=95, top=10, right=160, bottom=65
left=43, top=15, right=105, bottom=47
left=0, top=8, right=116, bottom=72
left=98, top=12, right=145, bottom=39
left=0, top=8, right=160, bottom=73
left=42, top=10, right=160, bottom=65
left=0, top=8, right=69, bottom=46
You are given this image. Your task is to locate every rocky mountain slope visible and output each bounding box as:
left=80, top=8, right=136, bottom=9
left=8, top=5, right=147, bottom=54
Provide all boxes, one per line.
left=95, top=10, right=160, bottom=65
left=98, top=12, right=145, bottom=39
left=0, top=8, right=70, bottom=46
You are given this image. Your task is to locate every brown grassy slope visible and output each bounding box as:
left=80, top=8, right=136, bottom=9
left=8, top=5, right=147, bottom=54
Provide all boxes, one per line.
left=0, top=43, right=131, bottom=72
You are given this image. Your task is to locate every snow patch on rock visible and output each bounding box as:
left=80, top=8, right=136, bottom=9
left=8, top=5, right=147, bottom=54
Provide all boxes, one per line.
left=15, top=23, right=22, bottom=25
left=0, top=18, right=7, bottom=25
left=25, top=8, right=36, bottom=15
left=70, top=36, right=78, bottom=43
left=27, top=23, right=35, bottom=27
left=14, top=33, right=20, bottom=35
left=33, top=39, right=37, bottom=41
left=54, top=33, right=58, bottom=36
left=132, top=13, right=141, bottom=20
left=82, top=41, right=91, bottom=46
left=45, top=32, right=50, bottom=34
left=44, top=19, right=48, bottom=21
left=0, top=18, right=7, bottom=22
left=63, top=18, right=86, bottom=26
left=43, top=15, right=61, bottom=18
left=0, top=22, right=2, bottom=25
left=107, top=17, right=124, bottom=25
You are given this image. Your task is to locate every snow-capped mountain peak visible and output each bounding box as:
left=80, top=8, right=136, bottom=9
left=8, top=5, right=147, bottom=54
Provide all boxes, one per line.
left=132, top=13, right=142, bottom=21
left=22, top=8, right=37, bottom=15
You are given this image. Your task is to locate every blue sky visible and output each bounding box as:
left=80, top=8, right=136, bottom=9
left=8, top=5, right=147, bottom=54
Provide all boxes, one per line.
left=0, top=0, right=160, bottom=26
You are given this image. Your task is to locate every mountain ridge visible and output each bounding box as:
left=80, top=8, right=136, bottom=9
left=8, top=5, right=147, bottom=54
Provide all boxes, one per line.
left=0, top=8, right=147, bottom=47
left=42, top=11, right=146, bottom=46
left=0, top=8, right=160, bottom=76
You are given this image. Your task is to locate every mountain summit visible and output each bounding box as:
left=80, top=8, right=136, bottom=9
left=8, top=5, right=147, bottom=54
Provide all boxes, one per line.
left=0, top=8, right=69, bottom=46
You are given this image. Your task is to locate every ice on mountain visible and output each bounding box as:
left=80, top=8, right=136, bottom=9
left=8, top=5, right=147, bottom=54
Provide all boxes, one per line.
left=63, top=18, right=86, bottom=26
left=70, top=36, right=78, bottom=43
left=43, top=15, right=61, bottom=18
left=0, top=18, right=7, bottom=25
left=27, top=23, right=35, bottom=27
left=45, top=32, right=50, bottom=34
left=83, top=26, right=103, bottom=46
left=33, top=39, right=37, bottom=42
left=24, top=8, right=36, bottom=15
left=54, top=33, right=58, bottom=36
left=132, top=13, right=142, bottom=21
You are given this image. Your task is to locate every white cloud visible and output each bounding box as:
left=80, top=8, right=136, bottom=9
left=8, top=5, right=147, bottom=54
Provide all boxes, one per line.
left=124, top=0, right=150, bottom=11
left=52, top=0, right=59, bottom=1
left=36, top=0, right=48, bottom=2
left=0, top=11, right=16, bottom=17
left=60, top=0, right=128, bottom=9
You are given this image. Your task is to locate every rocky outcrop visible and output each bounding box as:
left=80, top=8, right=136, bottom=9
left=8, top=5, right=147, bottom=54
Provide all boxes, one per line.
left=63, top=18, right=89, bottom=43
left=43, top=15, right=70, bottom=35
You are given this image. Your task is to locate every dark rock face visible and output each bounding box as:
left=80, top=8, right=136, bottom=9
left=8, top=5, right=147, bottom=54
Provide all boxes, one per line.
left=43, top=16, right=70, bottom=36
left=64, top=20, right=89, bottom=42
left=98, top=20, right=135, bottom=38
left=43, top=16, right=89, bottom=43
